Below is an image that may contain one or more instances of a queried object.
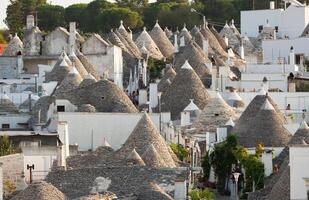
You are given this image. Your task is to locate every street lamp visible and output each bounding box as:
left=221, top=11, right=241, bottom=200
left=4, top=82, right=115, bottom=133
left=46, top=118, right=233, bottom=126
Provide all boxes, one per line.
left=190, top=8, right=206, bottom=26
left=233, top=172, right=241, bottom=200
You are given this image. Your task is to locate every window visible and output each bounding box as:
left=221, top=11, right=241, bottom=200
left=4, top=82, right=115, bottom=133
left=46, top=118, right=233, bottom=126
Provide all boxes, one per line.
left=258, top=25, right=263, bottom=33
left=57, top=105, right=65, bottom=112
left=1, top=124, right=10, bottom=129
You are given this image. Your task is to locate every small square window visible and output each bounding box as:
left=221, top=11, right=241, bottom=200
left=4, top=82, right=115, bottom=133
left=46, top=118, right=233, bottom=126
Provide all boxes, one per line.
left=57, top=106, right=65, bottom=112
left=2, top=124, right=10, bottom=129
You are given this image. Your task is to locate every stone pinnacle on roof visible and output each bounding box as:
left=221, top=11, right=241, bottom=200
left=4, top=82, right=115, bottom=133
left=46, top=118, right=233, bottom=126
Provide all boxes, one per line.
left=117, top=113, right=177, bottom=167
left=127, top=148, right=146, bottom=166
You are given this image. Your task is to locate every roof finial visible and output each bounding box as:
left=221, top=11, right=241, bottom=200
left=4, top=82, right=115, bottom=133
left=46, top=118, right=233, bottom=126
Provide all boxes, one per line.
left=143, top=27, right=147, bottom=31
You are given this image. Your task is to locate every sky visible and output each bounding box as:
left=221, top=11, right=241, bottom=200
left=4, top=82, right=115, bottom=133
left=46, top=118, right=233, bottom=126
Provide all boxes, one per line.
left=0, top=0, right=94, bottom=29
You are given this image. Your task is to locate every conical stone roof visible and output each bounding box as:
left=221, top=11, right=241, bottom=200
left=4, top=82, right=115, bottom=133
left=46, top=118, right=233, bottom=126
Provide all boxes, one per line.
left=211, top=26, right=228, bottom=50
left=58, top=79, right=138, bottom=113
left=127, top=148, right=146, bottom=166
left=150, top=22, right=175, bottom=58
left=135, top=27, right=164, bottom=60
left=193, top=92, right=236, bottom=133
left=178, top=24, right=192, bottom=45
left=77, top=52, right=100, bottom=80
left=164, top=27, right=173, bottom=39
left=79, top=74, right=97, bottom=88
left=174, top=40, right=211, bottom=85
left=158, top=66, right=176, bottom=93
left=45, top=56, right=72, bottom=83
left=160, top=61, right=210, bottom=120
left=117, top=22, right=142, bottom=58
left=137, top=182, right=174, bottom=200
left=54, top=67, right=82, bottom=97
left=3, top=34, right=23, bottom=56
left=69, top=53, right=89, bottom=78
left=108, top=30, right=130, bottom=55
left=117, top=113, right=177, bottom=167
left=219, top=22, right=240, bottom=50
left=200, top=24, right=227, bottom=58
left=142, top=144, right=166, bottom=168
left=233, top=94, right=286, bottom=134
left=10, top=181, right=66, bottom=200
left=0, top=94, right=19, bottom=113
left=266, top=166, right=290, bottom=200
left=235, top=99, right=291, bottom=147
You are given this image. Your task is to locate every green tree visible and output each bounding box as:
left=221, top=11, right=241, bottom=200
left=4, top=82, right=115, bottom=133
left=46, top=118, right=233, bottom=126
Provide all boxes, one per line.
left=85, top=0, right=117, bottom=32
left=0, top=135, right=15, bottom=157
left=210, top=134, right=238, bottom=194
left=116, top=0, right=148, bottom=10
left=5, top=0, right=23, bottom=34
left=96, top=7, right=143, bottom=32
left=202, top=152, right=211, bottom=180
left=5, top=0, right=46, bottom=33
left=170, top=143, right=189, bottom=161
left=65, top=4, right=88, bottom=30
left=37, top=4, right=65, bottom=31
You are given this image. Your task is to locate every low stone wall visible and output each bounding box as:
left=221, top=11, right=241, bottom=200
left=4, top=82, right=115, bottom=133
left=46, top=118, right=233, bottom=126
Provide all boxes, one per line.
left=0, top=154, right=24, bottom=189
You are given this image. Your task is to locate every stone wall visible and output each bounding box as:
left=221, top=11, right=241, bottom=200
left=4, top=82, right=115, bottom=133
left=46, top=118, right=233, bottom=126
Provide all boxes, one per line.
left=0, top=154, right=24, bottom=188
left=0, top=57, right=18, bottom=79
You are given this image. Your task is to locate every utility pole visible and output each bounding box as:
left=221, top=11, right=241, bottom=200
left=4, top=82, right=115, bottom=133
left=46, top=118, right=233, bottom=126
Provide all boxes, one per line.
left=253, top=0, right=255, bottom=10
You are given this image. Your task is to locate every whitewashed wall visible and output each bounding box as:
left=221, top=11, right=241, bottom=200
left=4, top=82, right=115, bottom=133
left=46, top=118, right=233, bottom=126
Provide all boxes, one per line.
left=0, top=115, right=30, bottom=129
left=290, top=146, right=309, bottom=200
left=58, top=112, right=171, bottom=151
left=241, top=5, right=309, bottom=38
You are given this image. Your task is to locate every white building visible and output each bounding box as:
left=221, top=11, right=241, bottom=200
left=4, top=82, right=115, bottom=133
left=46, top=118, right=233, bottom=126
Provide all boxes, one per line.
left=290, top=145, right=309, bottom=200
left=241, top=0, right=309, bottom=38
left=58, top=112, right=172, bottom=151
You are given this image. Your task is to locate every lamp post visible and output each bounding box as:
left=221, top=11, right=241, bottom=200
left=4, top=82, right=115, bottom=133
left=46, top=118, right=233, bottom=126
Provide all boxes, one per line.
left=157, top=92, right=163, bottom=139
left=190, top=8, right=206, bottom=26
left=233, top=172, right=241, bottom=200
left=27, top=164, right=35, bottom=183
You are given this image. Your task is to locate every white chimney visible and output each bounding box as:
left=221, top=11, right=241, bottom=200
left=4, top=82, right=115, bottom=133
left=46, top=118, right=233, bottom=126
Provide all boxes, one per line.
left=211, top=66, right=217, bottom=91
left=270, top=1, right=275, bottom=10
left=202, top=39, right=209, bottom=54
left=239, top=42, right=245, bottom=60
left=179, top=36, right=185, bottom=47
left=289, top=46, right=295, bottom=65
left=174, top=179, right=187, bottom=200
left=58, top=121, right=70, bottom=158
left=26, top=15, right=35, bottom=30
left=69, top=22, right=76, bottom=55
left=174, top=34, right=179, bottom=53
left=261, top=151, right=273, bottom=176
left=180, top=111, right=190, bottom=126
left=138, top=89, right=148, bottom=105
left=149, top=83, right=158, bottom=109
